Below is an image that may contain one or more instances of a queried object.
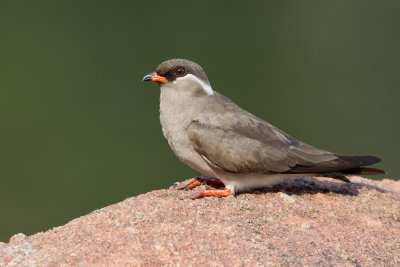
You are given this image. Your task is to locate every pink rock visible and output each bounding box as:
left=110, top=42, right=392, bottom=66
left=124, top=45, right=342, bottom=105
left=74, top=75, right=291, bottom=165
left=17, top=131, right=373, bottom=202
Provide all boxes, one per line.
left=0, top=176, right=399, bottom=266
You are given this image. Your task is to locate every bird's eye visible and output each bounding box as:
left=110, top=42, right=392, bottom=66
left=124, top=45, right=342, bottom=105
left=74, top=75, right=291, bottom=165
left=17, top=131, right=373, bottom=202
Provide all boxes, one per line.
left=175, top=67, right=185, bottom=76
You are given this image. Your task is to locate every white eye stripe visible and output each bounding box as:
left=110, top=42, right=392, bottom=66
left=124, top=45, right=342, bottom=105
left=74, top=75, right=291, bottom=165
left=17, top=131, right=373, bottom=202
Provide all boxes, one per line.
left=173, top=74, right=214, bottom=95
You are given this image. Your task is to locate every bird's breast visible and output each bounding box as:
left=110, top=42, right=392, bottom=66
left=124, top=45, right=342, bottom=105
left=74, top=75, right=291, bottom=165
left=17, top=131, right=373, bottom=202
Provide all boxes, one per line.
left=159, top=90, right=214, bottom=176
left=159, top=92, right=191, bottom=149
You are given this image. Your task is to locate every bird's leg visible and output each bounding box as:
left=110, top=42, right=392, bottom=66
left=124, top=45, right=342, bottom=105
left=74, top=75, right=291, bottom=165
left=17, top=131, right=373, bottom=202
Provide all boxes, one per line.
left=189, top=188, right=233, bottom=199
left=175, top=176, right=225, bottom=190
left=197, top=177, right=225, bottom=187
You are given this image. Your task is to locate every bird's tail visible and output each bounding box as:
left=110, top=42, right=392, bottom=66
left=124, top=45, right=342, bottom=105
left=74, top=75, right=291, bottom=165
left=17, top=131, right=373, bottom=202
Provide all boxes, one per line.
left=317, top=155, right=385, bottom=183
left=336, top=155, right=385, bottom=175
left=345, top=167, right=386, bottom=175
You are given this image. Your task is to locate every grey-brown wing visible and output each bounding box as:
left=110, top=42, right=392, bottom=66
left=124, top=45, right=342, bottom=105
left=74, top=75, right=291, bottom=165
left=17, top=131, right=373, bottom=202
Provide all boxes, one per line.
left=187, top=121, right=338, bottom=174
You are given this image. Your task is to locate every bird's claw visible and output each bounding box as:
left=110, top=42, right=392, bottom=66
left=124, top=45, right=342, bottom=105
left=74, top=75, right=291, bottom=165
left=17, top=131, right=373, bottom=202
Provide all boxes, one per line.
left=174, top=176, right=225, bottom=191
left=175, top=177, right=202, bottom=190
left=169, top=182, right=180, bottom=189
left=173, top=177, right=230, bottom=199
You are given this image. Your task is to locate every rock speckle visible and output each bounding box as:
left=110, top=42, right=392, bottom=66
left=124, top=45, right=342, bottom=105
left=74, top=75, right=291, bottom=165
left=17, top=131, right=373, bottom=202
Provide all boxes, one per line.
left=279, top=192, right=296, bottom=203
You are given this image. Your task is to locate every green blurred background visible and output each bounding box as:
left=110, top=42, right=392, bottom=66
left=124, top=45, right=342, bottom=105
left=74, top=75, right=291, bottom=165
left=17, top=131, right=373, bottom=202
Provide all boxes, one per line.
left=0, top=1, right=399, bottom=241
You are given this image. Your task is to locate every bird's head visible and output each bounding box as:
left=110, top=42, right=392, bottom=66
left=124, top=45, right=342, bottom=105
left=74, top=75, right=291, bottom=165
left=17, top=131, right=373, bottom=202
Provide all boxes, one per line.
left=142, top=59, right=214, bottom=96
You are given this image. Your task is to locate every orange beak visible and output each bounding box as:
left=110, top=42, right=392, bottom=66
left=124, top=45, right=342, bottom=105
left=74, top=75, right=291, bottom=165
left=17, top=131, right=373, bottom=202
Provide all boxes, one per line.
left=142, top=72, right=168, bottom=83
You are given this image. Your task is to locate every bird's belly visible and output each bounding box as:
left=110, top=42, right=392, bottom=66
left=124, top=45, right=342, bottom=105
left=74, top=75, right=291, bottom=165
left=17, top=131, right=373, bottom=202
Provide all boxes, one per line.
left=211, top=168, right=307, bottom=194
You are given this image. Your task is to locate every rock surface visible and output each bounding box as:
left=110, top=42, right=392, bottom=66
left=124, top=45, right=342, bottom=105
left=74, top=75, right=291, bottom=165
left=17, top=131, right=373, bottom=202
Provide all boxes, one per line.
left=1, top=176, right=399, bottom=266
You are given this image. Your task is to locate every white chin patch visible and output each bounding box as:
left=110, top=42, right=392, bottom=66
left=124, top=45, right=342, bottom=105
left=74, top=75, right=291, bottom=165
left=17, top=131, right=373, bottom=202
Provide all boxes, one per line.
left=173, top=74, right=214, bottom=95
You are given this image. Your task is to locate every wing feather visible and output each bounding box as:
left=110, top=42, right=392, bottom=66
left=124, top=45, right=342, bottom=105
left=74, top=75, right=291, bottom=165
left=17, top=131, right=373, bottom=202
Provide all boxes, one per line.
left=187, top=121, right=337, bottom=174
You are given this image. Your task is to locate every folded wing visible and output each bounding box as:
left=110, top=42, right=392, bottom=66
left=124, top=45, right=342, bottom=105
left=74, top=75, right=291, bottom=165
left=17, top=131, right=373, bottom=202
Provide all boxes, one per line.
left=187, top=121, right=380, bottom=174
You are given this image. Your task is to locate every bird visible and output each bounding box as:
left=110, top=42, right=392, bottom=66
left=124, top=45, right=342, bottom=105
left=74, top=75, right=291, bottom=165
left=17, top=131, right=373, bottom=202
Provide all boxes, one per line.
left=142, top=59, right=385, bottom=199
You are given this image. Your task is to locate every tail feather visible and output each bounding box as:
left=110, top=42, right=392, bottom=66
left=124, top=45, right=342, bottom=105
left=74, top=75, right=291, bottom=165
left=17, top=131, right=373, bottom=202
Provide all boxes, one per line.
left=345, top=167, right=386, bottom=175
left=289, top=155, right=384, bottom=174
left=337, top=155, right=381, bottom=167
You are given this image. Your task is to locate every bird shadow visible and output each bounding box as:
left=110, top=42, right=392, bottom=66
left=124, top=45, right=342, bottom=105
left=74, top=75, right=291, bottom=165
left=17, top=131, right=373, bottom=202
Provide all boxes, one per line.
left=248, top=177, right=390, bottom=197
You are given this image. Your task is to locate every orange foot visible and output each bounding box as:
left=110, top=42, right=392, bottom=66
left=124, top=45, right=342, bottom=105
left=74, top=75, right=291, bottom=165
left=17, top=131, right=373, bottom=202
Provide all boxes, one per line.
left=175, top=176, right=225, bottom=190
left=189, top=189, right=233, bottom=199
